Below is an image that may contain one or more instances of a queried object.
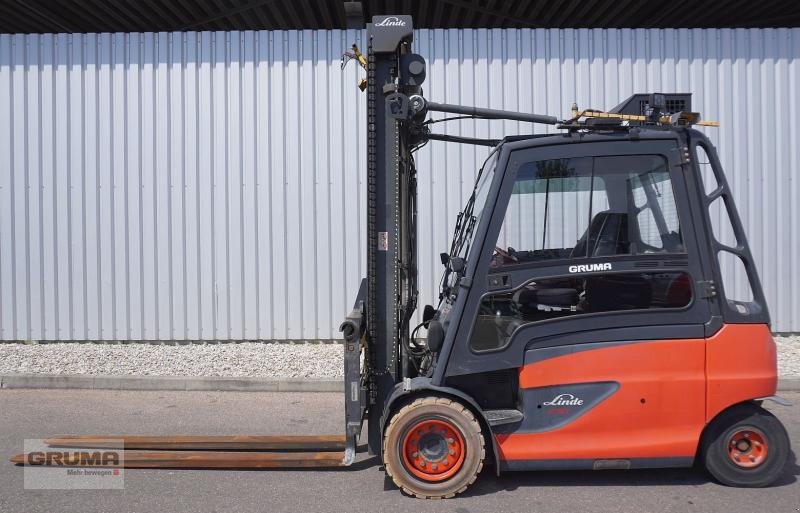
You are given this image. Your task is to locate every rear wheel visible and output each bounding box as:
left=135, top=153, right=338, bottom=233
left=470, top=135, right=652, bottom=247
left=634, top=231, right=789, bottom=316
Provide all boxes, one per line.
left=702, top=403, right=790, bottom=487
left=383, top=396, right=485, bottom=499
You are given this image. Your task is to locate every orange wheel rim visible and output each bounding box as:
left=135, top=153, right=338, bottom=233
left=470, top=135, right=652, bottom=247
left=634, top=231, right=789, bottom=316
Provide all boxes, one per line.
left=400, top=418, right=465, bottom=482
left=727, top=428, right=768, bottom=468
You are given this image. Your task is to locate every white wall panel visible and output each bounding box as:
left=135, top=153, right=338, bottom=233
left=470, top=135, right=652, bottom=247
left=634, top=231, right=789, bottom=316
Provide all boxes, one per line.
left=0, top=28, right=798, bottom=340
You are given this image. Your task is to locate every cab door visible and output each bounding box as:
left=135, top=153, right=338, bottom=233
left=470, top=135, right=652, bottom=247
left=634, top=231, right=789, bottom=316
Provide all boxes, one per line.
left=445, top=137, right=713, bottom=469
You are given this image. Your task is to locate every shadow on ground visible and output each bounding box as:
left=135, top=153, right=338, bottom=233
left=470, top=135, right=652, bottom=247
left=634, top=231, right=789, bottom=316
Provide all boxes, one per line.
left=459, top=451, right=800, bottom=498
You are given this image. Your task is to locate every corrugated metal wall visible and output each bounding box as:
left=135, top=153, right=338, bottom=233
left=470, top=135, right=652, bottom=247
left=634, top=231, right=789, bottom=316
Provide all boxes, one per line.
left=1, top=28, right=798, bottom=341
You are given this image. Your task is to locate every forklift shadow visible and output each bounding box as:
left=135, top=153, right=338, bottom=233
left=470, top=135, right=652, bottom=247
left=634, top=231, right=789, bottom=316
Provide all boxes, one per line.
left=459, top=451, right=799, bottom=497
left=171, top=455, right=383, bottom=473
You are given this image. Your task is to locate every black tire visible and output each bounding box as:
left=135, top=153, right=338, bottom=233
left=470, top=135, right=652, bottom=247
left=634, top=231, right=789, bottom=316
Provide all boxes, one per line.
left=383, top=396, right=485, bottom=499
left=701, top=403, right=790, bottom=488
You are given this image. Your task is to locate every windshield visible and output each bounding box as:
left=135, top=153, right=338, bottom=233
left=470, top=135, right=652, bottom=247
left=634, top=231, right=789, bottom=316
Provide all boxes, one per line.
left=440, top=148, right=499, bottom=297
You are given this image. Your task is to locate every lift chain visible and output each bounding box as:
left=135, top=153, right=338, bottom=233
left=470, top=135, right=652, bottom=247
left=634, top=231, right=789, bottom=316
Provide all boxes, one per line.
left=363, top=38, right=391, bottom=390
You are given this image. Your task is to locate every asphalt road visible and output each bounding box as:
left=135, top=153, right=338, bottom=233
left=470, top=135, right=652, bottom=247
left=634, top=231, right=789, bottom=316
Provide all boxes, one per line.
left=1, top=389, right=798, bottom=513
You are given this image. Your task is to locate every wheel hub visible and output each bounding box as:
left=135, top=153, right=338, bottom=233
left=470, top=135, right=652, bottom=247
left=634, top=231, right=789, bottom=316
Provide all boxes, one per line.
left=727, top=428, right=768, bottom=468
left=401, top=419, right=465, bottom=482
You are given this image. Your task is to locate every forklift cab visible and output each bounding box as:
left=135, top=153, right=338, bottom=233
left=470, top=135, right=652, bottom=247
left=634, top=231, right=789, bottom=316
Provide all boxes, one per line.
left=477, top=149, right=690, bottom=350
left=450, top=133, right=705, bottom=359
left=413, top=126, right=779, bottom=476
left=435, top=127, right=769, bottom=380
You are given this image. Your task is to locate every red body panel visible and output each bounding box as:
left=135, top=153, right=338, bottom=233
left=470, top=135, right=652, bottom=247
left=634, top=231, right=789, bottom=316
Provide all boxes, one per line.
left=706, top=324, right=777, bottom=420
left=497, top=324, right=776, bottom=463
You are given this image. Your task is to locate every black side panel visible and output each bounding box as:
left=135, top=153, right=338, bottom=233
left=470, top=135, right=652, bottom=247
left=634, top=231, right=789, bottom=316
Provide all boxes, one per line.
left=524, top=324, right=704, bottom=353
left=524, top=340, right=635, bottom=365
left=448, top=316, right=705, bottom=377
left=493, top=382, right=619, bottom=434
left=445, top=369, right=518, bottom=410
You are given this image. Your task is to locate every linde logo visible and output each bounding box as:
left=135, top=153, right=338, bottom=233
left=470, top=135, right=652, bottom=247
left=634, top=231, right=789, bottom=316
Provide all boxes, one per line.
left=375, top=16, right=407, bottom=27
left=568, top=262, right=612, bottom=273
left=543, top=393, right=584, bottom=406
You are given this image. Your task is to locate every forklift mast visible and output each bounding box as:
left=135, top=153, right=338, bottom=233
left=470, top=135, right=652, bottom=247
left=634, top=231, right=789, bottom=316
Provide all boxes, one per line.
left=362, top=15, right=419, bottom=455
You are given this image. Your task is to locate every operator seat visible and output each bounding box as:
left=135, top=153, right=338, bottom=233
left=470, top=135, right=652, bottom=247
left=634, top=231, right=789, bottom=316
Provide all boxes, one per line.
left=570, top=211, right=653, bottom=312
left=571, top=211, right=630, bottom=258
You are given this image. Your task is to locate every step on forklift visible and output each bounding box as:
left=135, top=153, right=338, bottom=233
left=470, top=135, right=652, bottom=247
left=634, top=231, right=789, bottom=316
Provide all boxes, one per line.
left=13, top=15, right=791, bottom=499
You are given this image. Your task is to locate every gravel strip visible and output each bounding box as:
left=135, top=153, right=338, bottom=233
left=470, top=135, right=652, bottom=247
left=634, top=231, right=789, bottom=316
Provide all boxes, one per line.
left=776, top=335, right=800, bottom=378
left=0, top=336, right=797, bottom=379
left=0, top=342, right=344, bottom=379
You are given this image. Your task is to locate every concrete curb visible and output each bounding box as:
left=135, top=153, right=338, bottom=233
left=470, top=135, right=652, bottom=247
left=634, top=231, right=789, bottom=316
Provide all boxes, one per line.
left=778, top=379, right=800, bottom=392
left=0, top=374, right=344, bottom=392
left=1, top=374, right=798, bottom=393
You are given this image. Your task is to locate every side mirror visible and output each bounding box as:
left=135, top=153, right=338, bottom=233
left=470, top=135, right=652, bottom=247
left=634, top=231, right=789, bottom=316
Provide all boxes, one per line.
left=422, top=304, right=436, bottom=324
left=449, top=257, right=465, bottom=274
left=427, top=320, right=444, bottom=352
left=440, top=252, right=450, bottom=266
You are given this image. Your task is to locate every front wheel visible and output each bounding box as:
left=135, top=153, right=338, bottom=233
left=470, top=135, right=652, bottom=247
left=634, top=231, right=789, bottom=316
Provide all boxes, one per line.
left=701, top=403, right=790, bottom=487
left=383, top=396, right=485, bottom=499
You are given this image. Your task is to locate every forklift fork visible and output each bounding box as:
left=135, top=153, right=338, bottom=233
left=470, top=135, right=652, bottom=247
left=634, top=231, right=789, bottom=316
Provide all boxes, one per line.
left=12, top=283, right=370, bottom=471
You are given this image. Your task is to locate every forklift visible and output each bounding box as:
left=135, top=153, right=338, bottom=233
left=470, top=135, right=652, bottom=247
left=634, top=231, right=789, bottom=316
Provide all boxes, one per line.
left=13, top=15, right=791, bottom=499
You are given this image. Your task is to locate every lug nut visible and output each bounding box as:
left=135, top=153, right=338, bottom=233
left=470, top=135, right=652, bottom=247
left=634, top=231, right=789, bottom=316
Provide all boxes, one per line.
left=431, top=463, right=437, bottom=470
left=447, top=438, right=455, bottom=444
left=449, top=449, right=455, bottom=456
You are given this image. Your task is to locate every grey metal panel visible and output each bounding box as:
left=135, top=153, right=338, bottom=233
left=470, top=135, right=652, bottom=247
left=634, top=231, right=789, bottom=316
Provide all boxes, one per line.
left=0, top=28, right=798, bottom=341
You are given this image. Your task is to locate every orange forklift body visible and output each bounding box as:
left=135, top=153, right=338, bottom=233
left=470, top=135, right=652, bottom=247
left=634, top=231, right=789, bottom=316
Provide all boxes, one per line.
left=497, top=324, right=776, bottom=465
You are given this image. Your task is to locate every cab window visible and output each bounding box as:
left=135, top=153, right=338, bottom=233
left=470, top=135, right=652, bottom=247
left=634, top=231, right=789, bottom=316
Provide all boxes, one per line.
left=472, top=154, right=690, bottom=352
left=491, top=155, right=684, bottom=268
